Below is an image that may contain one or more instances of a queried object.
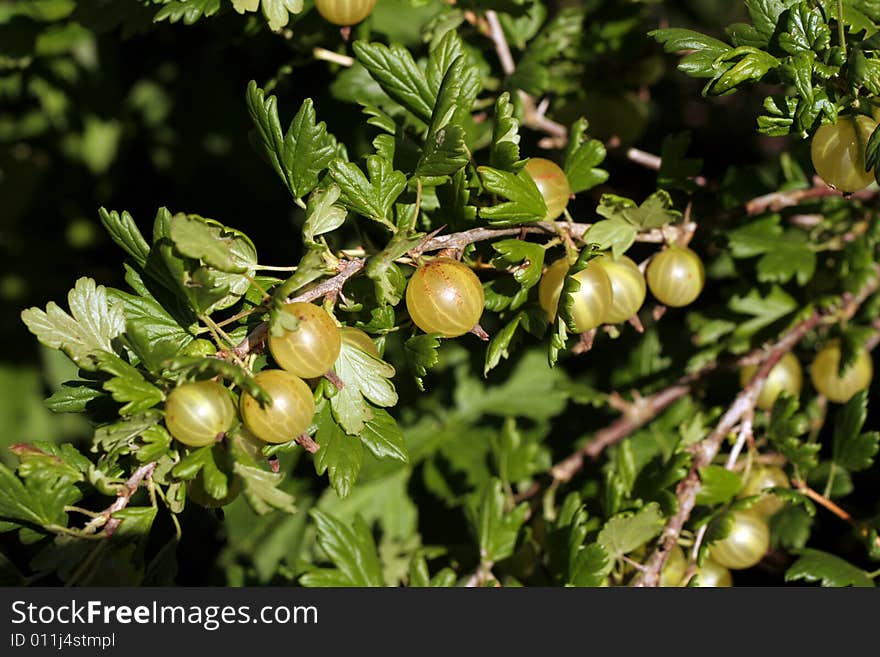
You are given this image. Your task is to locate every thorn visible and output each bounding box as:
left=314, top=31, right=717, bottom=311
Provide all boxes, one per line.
left=652, top=305, right=667, bottom=322
left=628, top=314, right=645, bottom=333
left=295, top=434, right=320, bottom=454
left=470, top=324, right=490, bottom=341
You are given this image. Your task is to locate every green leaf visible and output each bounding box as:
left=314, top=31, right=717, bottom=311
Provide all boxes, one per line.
left=21, top=278, right=126, bottom=371
left=564, top=118, right=608, bottom=194
left=696, top=465, right=743, bottom=505
left=583, top=218, right=638, bottom=258
left=547, top=492, right=612, bottom=586
left=478, top=166, right=547, bottom=226
left=45, top=383, right=104, bottom=413
left=779, top=3, right=831, bottom=54
left=154, top=0, right=222, bottom=25
left=405, top=334, right=441, bottom=391
left=728, top=285, right=798, bottom=338
left=303, top=185, right=347, bottom=244
left=166, top=356, right=270, bottom=405
left=98, top=208, right=150, bottom=268
left=620, top=190, right=682, bottom=229
left=597, top=502, right=665, bottom=560
left=314, top=403, right=363, bottom=498
left=227, top=430, right=297, bottom=514
left=768, top=395, right=819, bottom=472
left=95, top=352, right=165, bottom=416
left=489, top=92, right=522, bottom=171
left=832, top=391, right=879, bottom=472
left=727, top=215, right=816, bottom=285
left=415, top=56, right=469, bottom=178
left=352, top=41, right=434, bottom=124
left=301, top=510, right=384, bottom=587
left=331, top=341, right=398, bottom=435
left=246, top=82, right=337, bottom=200
left=785, top=548, right=875, bottom=587
left=330, top=156, right=407, bottom=229
left=358, top=407, right=407, bottom=463
left=491, top=240, right=545, bottom=290
left=0, top=461, right=78, bottom=531
left=168, top=213, right=252, bottom=274
left=465, top=479, right=529, bottom=563
left=770, top=505, right=814, bottom=550
left=650, top=28, right=733, bottom=78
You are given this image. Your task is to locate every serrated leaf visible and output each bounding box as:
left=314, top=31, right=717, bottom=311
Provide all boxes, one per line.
left=303, top=185, right=347, bottom=243
left=301, top=511, right=384, bottom=587
left=154, top=0, right=221, bottom=25
left=314, top=403, right=363, bottom=498
left=785, top=548, right=874, bottom=587
left=696, top=465, right=743, bottom=505
left=45, top=383, right=104, bottom=413
left=358, top=407, right=407, bottom=463
left=99, top=208, right=149, bottom=268
left=465, top=479, right=529, bottom=563
left=832, top=391, right=879, bottom=472
left=583, top=218, right=638, bottom=257
left=246, top=82, right=336, bottom=200
left=21, top=278, right=126, bottom=371
left=330, top=156, right=406, bottom=229
left=331, top=341, right=397, bottom=435
left=169, top=213, right=251, bottom=273
left=490, top=92, right=521, bottom=171
left=564, top=118, right=608, bottom=194
left=405, top=334, right=441, bottom=391
left=352, top=41, right=434, bottom=124
left=597, top=502, right=665, bottom=560
left=491, top=240, right=545, bottom=290
left=658, top=132, right=703, bottom=193
left=728, top=285, right=798, bottom=337
left=478, top=166, right=547, bottom=226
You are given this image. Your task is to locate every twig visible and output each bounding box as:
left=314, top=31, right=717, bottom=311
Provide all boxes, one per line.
left=313, top=47, right=354, bottom=67
left=295, top=433, right=320, bottom=454
left=82, top=462, right=157, bottom=537
left=745, top=177, right=878, bottom=215
left=792, top=479, right=852, bottom=523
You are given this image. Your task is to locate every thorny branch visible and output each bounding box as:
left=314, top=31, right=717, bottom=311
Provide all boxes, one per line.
left=82, top=462, right=157, bottom=537
left=632, top=270, right=880, bottom=587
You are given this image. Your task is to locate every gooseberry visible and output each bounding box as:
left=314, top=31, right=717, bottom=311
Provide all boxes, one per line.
left=164, top=380, right=235, bottom=448
left=524, top=157, right=571, bottom=221
left=592, top=254, right=647, bottom=324
left=268, top=302, right=342, bottom=379
left=405, top=257, right=485, bottom=338
left=538, top=257, right=613, bottom=333
left=740, top=352, right=803, bottom=411
left=809, top=340, right=873, bottom=403
left=646, top=245, right=705, bottom=308
left=240, top=369, right=316, bottom=444
left=810, top=115, right=877, bottom=193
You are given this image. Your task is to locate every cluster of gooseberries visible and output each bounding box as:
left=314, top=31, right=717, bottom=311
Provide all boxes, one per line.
left=660, top=465, right=789, bottom=587
left=740, top=339, right=872, bottom=408
left=810, top=114, right=878, bottom=193
left=162, top=303, right=381, bottom=504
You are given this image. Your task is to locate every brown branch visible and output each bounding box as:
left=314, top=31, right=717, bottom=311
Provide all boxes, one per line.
left=633, top=270, right=880, bottom=587
left=792, top=479, right=852, bottom=523
left=745, top=177, right=878, bottom=215
left=83, top=462, right=157, bottom=537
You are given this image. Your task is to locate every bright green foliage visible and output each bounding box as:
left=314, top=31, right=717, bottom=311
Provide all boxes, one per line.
left=3, top=0, right=880, bottom=590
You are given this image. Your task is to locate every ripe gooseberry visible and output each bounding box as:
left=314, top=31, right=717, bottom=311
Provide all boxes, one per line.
left=646, top=244, right=705, bottom=308
left=314, top=0, right=376, bottom=25
left=187, top=472, right=242, bottom=508
left=240, top=369, right=316, bottom=444
left=659, top=545, right=687, bottom=587
left=709, top=511, right=770, bottom=570
left=739, top=352, right=803, bottom=411
left=164, top=380, right=235, bottom=447
left=739, top=466, right=789, bottom=518
left=538, top=257, right=613, bottom=333
left=810, top=115, right=877, bottom=193
left=340, top=327, right=380, bottom=358
left=524, top=158, right=571, bottom=221
left=592, top=254, right=647, bottom=324
left=405, top=257, right=485, bottom=338
left=692, top=559, right=733, bottom=587
left=268, top=302, right=342, bottom=379
left=809, top=340, right=873, bottom=403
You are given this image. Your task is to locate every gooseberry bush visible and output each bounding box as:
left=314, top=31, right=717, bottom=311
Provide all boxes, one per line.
left=3, top=0, right=880, bottom=588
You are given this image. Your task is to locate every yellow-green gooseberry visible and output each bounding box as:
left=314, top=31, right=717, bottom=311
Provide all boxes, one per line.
left=240, top=369, right=316, bottom=444
left=314, top=0, right=376, bottom=26
left=164, top=380, right=236, bottom=448
left=405, top=257, right=485, bottom=338
left=524, top=157, right=571, bottom=221
left=268, top=302, right=342, bottom=379
left=739, top=352, right=803, bottom=411
left=739, top=466, right=789, bottom=518
left=592, top=254, right=647, bottom=324
left=809, top=340, right=873, bottom=403
left=709, top=511, right=770, bottom=571
left=810, top=115, right=877, bottom=193
left=538, top=257, right=613, bottom=333
left=646, top=245, right=705, bottom=308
